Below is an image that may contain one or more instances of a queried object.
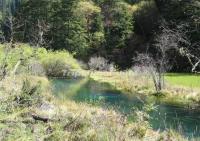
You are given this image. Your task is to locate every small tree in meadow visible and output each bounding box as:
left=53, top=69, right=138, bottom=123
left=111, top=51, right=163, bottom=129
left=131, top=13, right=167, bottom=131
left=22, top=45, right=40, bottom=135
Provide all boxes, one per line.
left=132, top=22, right=182, bottom=93
left=133, top=53, right=165, bottom=93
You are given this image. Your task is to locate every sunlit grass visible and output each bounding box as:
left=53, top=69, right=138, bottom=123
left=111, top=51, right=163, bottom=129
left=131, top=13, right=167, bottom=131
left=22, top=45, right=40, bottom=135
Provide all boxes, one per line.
left=89, top=71, right=200, bottom=89
left=165, top=73, right=200, bottom=88
left=87, top=71, right=200, bottom=106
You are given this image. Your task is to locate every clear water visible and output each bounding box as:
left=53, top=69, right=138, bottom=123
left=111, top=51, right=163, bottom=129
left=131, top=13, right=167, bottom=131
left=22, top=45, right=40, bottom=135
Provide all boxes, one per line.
left=51, top=78, right=200, bottom=139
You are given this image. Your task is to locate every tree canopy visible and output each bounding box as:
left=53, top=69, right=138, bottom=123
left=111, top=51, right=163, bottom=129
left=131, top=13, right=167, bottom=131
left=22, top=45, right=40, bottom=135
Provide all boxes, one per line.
left=0, top=0, right=199, bottom=72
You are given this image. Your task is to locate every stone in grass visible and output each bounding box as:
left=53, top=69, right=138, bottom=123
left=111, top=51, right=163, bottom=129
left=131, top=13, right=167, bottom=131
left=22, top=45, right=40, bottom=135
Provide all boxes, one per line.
left=31, top=102, right=57, bottom=122
left=31, top=102, right=72, bottom=123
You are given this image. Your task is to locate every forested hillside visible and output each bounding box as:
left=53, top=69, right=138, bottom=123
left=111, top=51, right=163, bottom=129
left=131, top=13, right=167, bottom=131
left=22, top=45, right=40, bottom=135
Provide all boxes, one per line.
left=0, top=0, right=199, bottom=72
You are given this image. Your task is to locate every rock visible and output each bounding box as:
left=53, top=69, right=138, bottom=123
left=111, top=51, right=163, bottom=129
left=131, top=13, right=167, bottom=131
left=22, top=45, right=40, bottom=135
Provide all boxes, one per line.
left=31, top=102, right=57, bottom=122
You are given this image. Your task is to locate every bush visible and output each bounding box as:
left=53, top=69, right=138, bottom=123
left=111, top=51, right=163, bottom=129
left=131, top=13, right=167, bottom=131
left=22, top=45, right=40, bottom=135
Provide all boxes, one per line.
left=0, top=44, right=81, bottom=77
left=41, top=57, right=70, bottom=77
left=0, top=44, right=35, bottom=71
left=16, top=79, right=42, bottom=107
left=27, top=60, right=46, bottom=76
left=38, top=51, right=80, bottom=70
left=88, top=56, right=115, bottom=71
left=38, top=51, right=80, bottom=77
left=78, top=60, right=88, bottom=70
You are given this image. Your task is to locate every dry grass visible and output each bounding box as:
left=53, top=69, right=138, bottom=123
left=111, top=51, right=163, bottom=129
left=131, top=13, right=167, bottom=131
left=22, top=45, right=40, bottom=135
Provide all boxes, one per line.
left=0, top=74, right=188, bottom=141
left=86, top=71, right=200, bottom=106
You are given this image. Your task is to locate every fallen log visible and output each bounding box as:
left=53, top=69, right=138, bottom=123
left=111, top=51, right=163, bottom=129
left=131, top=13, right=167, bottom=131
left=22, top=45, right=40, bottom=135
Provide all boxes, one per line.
left=31, top=113, right=51, bottom=123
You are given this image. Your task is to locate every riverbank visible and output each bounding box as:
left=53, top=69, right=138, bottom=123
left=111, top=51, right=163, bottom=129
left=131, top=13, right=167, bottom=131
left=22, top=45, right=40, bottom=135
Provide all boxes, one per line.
left=0, top=74, right=188, bottom=141
left=87, top=71, right=200, bottom=107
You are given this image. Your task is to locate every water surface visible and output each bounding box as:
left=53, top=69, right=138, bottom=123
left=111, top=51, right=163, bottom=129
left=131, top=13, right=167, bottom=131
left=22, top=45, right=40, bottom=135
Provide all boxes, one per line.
left=51, top=78, right=200, bottom=139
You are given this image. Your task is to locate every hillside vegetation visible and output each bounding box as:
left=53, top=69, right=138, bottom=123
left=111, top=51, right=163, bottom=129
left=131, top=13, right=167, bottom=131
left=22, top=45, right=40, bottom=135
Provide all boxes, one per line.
left=0, top=0, right=199, bottom=72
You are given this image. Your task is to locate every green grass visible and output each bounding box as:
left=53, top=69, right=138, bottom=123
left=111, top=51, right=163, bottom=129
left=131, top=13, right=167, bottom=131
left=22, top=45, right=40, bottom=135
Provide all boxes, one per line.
left=165, top=73, right=200, bottom=88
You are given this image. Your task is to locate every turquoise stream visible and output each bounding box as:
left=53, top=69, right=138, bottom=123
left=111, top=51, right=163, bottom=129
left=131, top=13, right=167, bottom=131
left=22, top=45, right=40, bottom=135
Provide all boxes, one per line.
left=51, top=78, right=200, bottom=139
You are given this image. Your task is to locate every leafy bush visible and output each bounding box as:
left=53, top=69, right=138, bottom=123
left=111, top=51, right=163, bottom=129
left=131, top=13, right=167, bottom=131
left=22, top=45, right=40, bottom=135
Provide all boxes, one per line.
left=0, top=44, right=35, bottom=71
left=0, top=44, right=81, bottom=77
left=38, top=50, right=80, bottom=70
left=88, top=56, right=115, bottom=71
left=41, top=57, right=70, bottom=77
left=39, top=51, right=80, bottom=77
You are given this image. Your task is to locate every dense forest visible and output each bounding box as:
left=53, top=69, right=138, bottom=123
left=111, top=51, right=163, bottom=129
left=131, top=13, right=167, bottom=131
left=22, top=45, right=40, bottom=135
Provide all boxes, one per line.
left=0, top=0, right=199, bottom=71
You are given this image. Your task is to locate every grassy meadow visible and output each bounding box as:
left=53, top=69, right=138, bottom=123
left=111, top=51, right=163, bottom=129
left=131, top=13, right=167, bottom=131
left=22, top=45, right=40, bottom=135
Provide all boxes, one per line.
left=166, top=73, right=200, bottom=88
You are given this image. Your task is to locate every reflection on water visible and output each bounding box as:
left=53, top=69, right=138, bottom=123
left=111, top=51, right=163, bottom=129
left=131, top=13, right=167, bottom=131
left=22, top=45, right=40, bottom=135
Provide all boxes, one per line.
left=51, top=78, right=200, bottom=139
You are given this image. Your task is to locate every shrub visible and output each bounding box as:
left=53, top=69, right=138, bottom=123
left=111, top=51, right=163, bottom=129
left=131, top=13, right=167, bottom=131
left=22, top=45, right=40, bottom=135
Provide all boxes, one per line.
left=27, top=60, right=46, bottom=76
left=78, top=60, right=88, bottom=70
left=133, top=53, right=165, bottom=93
left=16, top=79, right=42, bottom=107
left=0, top=44, right=81, bottom=77
left=39, top=51, right=80, bottom=77
left=109, top=63, right=117, bottom=72
left=14, top=60, right=45, bottom=76
left=132, top=65, right=153, bottom=79
left=1, top=44, right=35, bottom=71
left=88, top=56, right=115, bottom=71
left=38, top=51, right=80, bottom=70
left=41, top=57, right=70, bottom=77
